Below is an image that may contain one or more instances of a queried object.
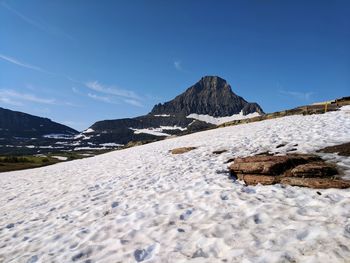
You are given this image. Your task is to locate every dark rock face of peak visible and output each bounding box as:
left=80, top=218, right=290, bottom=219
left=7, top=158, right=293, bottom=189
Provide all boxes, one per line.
left=150, top=76, right=264, bottom=117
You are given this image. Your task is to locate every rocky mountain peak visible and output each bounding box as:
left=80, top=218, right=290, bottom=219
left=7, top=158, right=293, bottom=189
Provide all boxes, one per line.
left=150, top=76, right=264, bottom=117
left=199, top=75, right=228, bottom=87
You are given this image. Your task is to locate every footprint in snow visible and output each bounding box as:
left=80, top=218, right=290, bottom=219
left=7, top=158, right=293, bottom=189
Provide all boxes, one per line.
left=192, top=248, right=209, bottom=258
left=345, top=224, right=350, bottom=238
left=253, top=214, right=262, bottom=224
left=179, top=209, right=193, bottom=220
left=111, top=201, right=119, bottom=208
left=296, top=230, right=309, bottom=241
left=26, top=255, right=38, bottom=263
left=134, top=244, right=158, bottom=262
left=220, top=193, right=229, bottom=200
left=6, top=223, right=14, bottom=229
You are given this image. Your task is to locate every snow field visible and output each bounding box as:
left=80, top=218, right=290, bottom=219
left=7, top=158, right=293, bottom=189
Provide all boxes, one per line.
left=0, top=108, right=350, bottom=262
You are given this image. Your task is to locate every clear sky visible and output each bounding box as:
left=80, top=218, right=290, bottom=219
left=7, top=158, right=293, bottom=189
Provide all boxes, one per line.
left=1, top=0, right=349, bottom=131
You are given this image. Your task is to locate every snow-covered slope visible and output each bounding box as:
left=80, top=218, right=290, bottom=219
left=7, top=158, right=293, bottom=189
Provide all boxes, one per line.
left=1, top=107, right=350, bottom=263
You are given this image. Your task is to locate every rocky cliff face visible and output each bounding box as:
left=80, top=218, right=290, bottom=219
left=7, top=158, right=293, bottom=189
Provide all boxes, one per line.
left=150, top=76, right=264, bottom=117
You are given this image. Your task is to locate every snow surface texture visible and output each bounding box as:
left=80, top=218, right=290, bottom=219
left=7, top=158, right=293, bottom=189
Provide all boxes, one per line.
left=187, top=111, right=261, bottom=125
left=1, top=108, right=350, bottom=263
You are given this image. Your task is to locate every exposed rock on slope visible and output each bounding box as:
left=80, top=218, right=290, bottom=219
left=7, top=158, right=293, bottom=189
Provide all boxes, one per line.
left=229, top=154, right=350, bottom=189
left=150, top=76, right=264, bottom=117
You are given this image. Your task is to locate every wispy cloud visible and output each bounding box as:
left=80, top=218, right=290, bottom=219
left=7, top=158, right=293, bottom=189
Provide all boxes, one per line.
left=0, top=89, right=78, bottom=107
left=0, top=89, right=57, bottom=105
left=87, top=93, right=117, bottom=104
left=85, top=81, right=140, bottom=100
left=174, top=60, right=183, bottom=71
left=0, top=96, right=23, bottom=106
left=1, top=2, right=74, bottom=41
left=0, top=52, right=144, bottom=107
left=85, top=81, right=143, bottom=106
left=279, top=90, right=314, bottom=101
left=1, top=2, right=45, bottom=30
left=0, top=53, right=49, bottom=73
left=123, top=99, right=143, bottom=107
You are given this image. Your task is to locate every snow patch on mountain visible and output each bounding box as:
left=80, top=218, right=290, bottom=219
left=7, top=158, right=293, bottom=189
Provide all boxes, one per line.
left=187, top=111, right=261, bottom=125
left=131, top=125, right=187, bottom=137
left=43, top=133, right=74, bottom=139
left=100, top=143, right=124, bottom=147
left=74, top=134, right=91, bottom=140
left=131, top=128, right=171, bottom=137
left=153, top=114, right=172, bottom=117
left=83, top=128, right=95, bottom=134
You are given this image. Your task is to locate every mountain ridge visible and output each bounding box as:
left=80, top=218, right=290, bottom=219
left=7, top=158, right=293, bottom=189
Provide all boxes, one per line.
left=0, top=107, right=78, bottom=137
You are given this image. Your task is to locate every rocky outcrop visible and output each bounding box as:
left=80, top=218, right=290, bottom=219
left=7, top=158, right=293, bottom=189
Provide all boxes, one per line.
left=229, top=154, right=350, bottom=189
left=150, top=76, right=264, bottom=117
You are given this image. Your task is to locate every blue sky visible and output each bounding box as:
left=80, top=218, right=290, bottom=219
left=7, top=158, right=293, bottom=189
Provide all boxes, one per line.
left=1, top=0, right=349, bottom=131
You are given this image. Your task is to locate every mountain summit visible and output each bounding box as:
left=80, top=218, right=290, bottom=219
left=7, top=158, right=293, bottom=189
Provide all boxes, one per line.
left=150, top=76, right=264, bottom=117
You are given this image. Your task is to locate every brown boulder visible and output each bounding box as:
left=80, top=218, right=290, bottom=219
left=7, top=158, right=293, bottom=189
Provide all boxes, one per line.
left=236, top=174, right=280, bottom=185
left=228, top=153, right=350, bottom=189
left=286, top=154, right=322, bottom=163
left=234, top=155, right=290, bottom=164
left=230, top=154, right=321, bottom=175
left=280, top=177, right=350, bottom=189
left=287, top=162, right=338, bottom=178
left=230, top=161, right=288, bottom=175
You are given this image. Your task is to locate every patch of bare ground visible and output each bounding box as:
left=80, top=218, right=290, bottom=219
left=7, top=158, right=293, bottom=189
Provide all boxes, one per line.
left=170, top=147, right=197, bottom=154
